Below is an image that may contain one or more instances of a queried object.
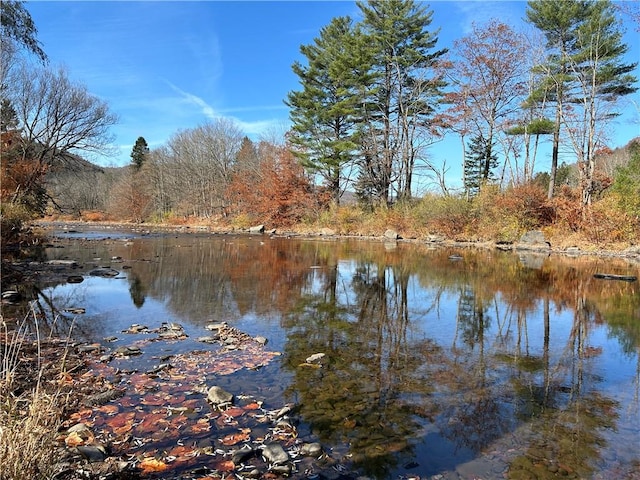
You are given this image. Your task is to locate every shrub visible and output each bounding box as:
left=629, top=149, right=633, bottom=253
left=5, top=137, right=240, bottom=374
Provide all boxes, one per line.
left=0, top=203, right=36, bottom=254
left=416, top=194, right=474, bottom=238
left=580, top=196, right=639, bottom=245
left=611, top=138, right=640, bottom=220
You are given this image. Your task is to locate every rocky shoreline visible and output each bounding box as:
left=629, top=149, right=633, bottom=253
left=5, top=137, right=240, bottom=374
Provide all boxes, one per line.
left=31, top=219, right=640, bottom=258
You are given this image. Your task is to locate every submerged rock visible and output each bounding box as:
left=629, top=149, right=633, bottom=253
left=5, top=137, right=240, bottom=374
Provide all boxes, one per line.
left=300, top=442, right=323, bottom=457
left=113, top=345, right=142, bottom=357
left=207, top=385, right=233, bottom=406
left=88, top=267, right=120, bottom=277
left=261, top=442, right=290, bottom=465
left=75, top=444, right=109, bottom=462
left=306, top=353, right=325, bottom=363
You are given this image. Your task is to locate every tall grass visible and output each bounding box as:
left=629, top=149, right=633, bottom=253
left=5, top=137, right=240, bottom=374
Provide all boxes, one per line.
left=0, top=310, right=69, bottom=480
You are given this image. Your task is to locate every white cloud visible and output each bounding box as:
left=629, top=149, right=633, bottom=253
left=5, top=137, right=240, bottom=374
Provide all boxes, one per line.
left=167, top=82, right=217, bottom=120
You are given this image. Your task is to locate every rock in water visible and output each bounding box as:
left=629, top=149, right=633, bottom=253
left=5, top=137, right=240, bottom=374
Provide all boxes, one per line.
left=207, top=386, right=233, bottom=406
left=88, top=267, right=120, bottom=277
left=261, top=442, right=289, bottom=465
left=300, top=442, right=323, bottom=457
left=306, top=352, right=325, bottom=363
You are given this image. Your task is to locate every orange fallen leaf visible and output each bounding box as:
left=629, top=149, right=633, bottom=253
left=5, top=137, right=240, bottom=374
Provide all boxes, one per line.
left=215, top=459, right=235, bottom=472
left=243, top=402, right=261, bottom=410
left=224, top=407, right=245, bottom=417
left=65, top=430, right=90, bottom=447
left=97, top=404, right=120, bottom=415
left=109, top=411, right=136, bottom=428
left=220, top=429, right=250, bottom=446
left=69, top=408, right=94, bottom=423
left=139, top=457, right=168, bottom=473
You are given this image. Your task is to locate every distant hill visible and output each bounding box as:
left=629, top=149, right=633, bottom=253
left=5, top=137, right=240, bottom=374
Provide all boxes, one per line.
left=46, top=153, right=126, bottom=215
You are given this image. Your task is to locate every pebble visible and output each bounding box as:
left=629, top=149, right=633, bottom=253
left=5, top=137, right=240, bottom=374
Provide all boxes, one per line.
left=306, top=353, right=325, bottom=363
left=197, top=336, right=219, bottom=343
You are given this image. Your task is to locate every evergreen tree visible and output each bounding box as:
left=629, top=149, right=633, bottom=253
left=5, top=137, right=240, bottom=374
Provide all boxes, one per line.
left=130, top=136, right=149, bottom=170
left=464, top=135, right=497, bottom=198
left=356, top=0, right=447, bottom=204
left=526, top=0, right=637, bottom=204
left=287, top=16, right=374, bottom=204
left=0, top=98, right=18, bottom=132
left=0, top=0, right=47, bottom=62
left=526, top=0, right=590, bottom=199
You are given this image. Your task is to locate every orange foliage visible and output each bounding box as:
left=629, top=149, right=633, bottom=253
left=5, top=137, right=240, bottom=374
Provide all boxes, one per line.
left=494, top=182, right=554, bottom=227
left=548, top=186, right=584, bottom=232
left=228, top=147, right=327, bottom=227
left=0, top=131, right=48, bottom=209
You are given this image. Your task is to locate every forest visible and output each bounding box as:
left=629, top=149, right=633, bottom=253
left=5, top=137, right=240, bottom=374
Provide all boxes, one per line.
left=1, top=0, right=640, bottom=253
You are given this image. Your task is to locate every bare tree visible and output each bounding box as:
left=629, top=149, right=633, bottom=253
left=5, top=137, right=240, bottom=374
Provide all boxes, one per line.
left=5, top=63, right=117, bottom=211
left=144, top=118, right=244, bottom=219
left=445, top=20, right=529, bottom=190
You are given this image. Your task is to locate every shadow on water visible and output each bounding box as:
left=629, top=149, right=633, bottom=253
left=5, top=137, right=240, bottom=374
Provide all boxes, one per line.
left=21, top=229, right=640, bottom=479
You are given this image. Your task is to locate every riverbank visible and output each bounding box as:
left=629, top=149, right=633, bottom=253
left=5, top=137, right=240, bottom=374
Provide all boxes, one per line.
left=33, top=219, right=640, bottom=260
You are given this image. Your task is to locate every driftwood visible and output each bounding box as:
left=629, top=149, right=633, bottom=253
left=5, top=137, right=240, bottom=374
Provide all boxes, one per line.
left=593, top=273, right=637, bottom=282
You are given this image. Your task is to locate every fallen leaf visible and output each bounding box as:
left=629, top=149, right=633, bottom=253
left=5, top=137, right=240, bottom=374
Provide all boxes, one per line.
left=97, top=404, right=119, bottom=415
left=141, top=393, right=167, bottom=406
left=215, top=459, right=235, bottom=472
left=224, top=407, right=245, bottom=417
left=139, top=457, right=169, bottom=473
left=65, top=430, right=91, bottom=447
left=220, top=430, right=250, bottom=446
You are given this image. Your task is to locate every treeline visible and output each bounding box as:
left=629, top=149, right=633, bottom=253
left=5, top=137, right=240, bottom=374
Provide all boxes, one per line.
left=1, top=0, right=640, bottom=251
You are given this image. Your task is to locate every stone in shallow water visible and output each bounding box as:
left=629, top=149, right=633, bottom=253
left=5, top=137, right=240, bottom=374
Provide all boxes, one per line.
left=205, top=322, right=226, bottom=331
left=261, top=442, right=289, bottom=465
left=207, top=385, right=233, bottom=405
left=306, top=352, right=325, bottom=363
left=76, top=444, right=108, bottom=462
left=88, top=267, right=120, bottom=277
left=300, top=442, right=323, bottom=457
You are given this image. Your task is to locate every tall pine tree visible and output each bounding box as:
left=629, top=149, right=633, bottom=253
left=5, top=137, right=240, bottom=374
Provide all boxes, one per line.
left=287, top=17, right=374, bottom=204
left=357, top=0, right=447, bottom=204
left=526, top=0, right=637, bottom=203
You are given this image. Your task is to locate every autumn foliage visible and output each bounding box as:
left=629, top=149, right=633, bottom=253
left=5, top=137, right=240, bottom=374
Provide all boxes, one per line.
left=227, top=146, right=328, bottom=227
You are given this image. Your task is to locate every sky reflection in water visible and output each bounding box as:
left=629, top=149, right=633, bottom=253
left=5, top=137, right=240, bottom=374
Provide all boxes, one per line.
left=40, top=232, right=640, bottom=479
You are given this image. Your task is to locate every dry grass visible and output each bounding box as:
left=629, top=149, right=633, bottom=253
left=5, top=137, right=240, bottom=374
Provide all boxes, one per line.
left=0, top=313, right=68, bottom=480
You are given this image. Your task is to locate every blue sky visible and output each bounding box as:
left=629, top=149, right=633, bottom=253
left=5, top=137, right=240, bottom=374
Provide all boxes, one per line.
left=27, top=1, right=639, bottom=190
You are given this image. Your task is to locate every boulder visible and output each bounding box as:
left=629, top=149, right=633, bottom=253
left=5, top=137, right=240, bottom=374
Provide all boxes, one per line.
left=89, top=267, right=120, bottom=277
left=384, top=229, right=400, bottom=240
left=515, top=230, right=550, bottom=251
left=249, top=225, right=265, bottom=234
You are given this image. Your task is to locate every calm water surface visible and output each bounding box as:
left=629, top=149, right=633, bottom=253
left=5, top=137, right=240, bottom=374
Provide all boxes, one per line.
left=36, top=227, right=640, bottom=479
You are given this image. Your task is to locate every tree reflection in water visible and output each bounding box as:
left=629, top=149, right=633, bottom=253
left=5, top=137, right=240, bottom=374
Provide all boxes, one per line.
left=33, top=233, right=639, bottom=478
